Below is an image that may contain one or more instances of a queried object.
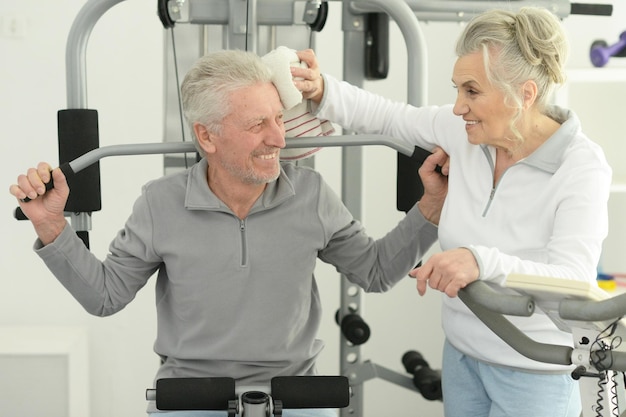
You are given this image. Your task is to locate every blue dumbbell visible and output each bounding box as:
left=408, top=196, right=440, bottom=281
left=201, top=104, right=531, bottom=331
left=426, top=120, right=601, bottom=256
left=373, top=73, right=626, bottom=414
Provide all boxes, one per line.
left=590, top=31, right=626, bottom=67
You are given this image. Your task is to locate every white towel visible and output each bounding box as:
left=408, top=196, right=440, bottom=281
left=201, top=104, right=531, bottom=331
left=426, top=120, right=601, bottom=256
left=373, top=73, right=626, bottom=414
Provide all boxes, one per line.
left=262, top=46, right=335, bottom=161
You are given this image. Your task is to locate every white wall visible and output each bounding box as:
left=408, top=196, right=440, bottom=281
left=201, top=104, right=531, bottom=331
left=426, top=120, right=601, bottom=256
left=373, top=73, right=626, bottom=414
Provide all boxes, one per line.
left=1, top=1, right=626, bottom=417
left=1, top=1, right=164, bottom=416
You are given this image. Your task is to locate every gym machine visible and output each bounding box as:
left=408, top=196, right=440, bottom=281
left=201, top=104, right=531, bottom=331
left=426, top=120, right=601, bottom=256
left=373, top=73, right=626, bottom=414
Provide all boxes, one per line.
left=14, top=0, right=616, bottom=415
left=460, top=275, right=626, bottom=417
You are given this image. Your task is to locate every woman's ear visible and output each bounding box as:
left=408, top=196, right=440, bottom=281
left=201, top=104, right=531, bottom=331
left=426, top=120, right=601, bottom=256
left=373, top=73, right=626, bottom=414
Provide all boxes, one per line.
left=194, top=123, right=216, bottom=155
left=522, top=80, right=538, bottom=110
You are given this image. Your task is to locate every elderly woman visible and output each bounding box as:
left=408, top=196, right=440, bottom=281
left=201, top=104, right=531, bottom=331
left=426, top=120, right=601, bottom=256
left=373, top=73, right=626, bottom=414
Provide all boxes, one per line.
left=294, top=7, right=611, bottom=417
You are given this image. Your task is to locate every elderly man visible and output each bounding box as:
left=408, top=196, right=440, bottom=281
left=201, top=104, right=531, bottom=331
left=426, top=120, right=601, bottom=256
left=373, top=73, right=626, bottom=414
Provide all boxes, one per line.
left=10, top=49, right=448, bottom=417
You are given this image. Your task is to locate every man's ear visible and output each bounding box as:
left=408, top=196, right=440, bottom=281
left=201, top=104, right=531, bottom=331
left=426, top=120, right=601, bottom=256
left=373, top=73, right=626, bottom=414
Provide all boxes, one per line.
left=194, top=123, right=216, bottom=155
left=521, top=80, right=538, bottom=110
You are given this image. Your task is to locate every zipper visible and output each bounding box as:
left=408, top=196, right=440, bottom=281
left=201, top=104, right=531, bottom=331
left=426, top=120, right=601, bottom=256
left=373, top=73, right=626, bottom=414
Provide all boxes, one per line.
left=481, top=145, right=517, bottom=217
left=482, top=163, right=519, bottom=216
left=482, top=187, right=497, bottom=216
left=239, top=218, right=248, bottom=267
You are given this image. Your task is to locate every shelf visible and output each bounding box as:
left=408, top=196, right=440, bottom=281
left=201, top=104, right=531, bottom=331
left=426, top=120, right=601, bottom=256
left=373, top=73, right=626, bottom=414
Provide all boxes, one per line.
left=565, top=68, right=626, bottom=83
left=611, top=183, right=626, bottom=193
left=554, top=68, right=626, bottom=107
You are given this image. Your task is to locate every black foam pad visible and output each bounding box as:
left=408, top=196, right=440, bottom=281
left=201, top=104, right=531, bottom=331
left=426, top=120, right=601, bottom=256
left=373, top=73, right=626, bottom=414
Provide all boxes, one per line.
left=271, top=376, right=350, bottom=409
left=155, top=377, right=236, bottom=410
left=58, top=109, right=101, bottom=213
left=397, top=152, right=424, bottom=213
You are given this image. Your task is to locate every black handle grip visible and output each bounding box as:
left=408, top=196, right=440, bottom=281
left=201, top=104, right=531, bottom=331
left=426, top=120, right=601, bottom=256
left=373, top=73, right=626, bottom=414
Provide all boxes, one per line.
left=14, top=162, right=75, bottom=221
left=271, top=376, right=350, bottom=409
left=570, top=3, right=613, bottom=16
left=155, top=377, right=236, bottom=411
left=19, top=177, right=54, bottom=203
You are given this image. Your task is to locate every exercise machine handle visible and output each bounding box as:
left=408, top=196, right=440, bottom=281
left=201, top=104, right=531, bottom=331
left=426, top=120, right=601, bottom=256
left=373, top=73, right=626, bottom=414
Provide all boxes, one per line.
left=146, top=375, right=350, bottom=414
left=460, top=281, right=535, bottom=317
left=570, top=3, right=613, bottom=16
left=559, top=291, right=626, bottom=322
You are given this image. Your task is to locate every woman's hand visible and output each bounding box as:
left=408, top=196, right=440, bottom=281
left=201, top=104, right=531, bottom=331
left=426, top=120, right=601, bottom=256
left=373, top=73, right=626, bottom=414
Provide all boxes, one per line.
left=292, top=49, right=325, bottom=104
left=409, top=248, right=479, bottom=297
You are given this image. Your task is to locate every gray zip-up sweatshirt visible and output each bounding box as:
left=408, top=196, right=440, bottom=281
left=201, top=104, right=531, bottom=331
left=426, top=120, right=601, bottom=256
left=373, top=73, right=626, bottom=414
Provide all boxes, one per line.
left=35, top=158, right=437, bottom=387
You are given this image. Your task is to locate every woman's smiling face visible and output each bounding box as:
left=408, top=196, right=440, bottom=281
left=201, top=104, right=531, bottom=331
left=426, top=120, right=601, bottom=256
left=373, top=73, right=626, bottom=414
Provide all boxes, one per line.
left=451, top=51, right=516, bottom=147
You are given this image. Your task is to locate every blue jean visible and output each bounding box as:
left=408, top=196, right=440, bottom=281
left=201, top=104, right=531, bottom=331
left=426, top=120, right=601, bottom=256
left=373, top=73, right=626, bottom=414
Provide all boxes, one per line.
left=149, top=409, right=337, bottom=417
left=442, top=340, right=581, bottom=417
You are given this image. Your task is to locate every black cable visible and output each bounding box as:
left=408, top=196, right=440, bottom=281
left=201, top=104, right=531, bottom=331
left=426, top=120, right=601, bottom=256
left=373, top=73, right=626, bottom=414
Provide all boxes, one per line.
left=585, top=319, right=624, bottom=417
left=609, top=372, right=620, bottom=417
left=590, top=319, right=622, bottom=372
left=308, top=26, right=314, bottom=48
left=595, top=375, right=606, bottom=417
left=244, top=0, right=250, bottom=51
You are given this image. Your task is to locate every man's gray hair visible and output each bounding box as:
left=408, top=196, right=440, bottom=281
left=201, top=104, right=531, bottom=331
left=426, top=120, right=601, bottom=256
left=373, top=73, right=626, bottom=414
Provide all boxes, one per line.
left=181, top=49, right=274, bottom=156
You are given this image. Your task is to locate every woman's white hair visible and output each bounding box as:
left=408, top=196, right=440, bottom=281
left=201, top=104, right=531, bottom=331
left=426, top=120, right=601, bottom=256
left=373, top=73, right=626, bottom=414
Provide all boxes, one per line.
left=455, top=7, right=569, bottom=142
